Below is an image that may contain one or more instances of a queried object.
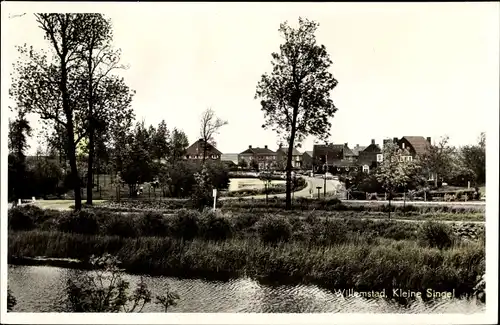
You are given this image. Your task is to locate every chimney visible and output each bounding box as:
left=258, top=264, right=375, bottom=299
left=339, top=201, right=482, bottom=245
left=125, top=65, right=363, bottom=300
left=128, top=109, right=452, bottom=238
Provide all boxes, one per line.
left=356, top=144, right=359, bottom=147
left=371, top=139, right=375, bottom=145
left=264, top=145, right=268, bottom=149
left=393, top=137, right=398, bottom=143
left=279, top=143, right=282, bottom=149
left=249, top=145, right=252, bottom=149
left=426, top=137, right=431, bottom=144
left=344, top=142, right=348, bottom=147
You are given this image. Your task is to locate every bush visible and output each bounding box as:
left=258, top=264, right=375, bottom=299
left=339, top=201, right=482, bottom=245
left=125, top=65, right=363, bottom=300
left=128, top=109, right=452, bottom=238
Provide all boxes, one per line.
left=171, top=209, right=200, bottom=240
left=199, top=209, right=233, bottom=241
left=103, top=214, right=138, bottom=238
left=8, top=205, right=38, bottom=231
left=420, top=221, right=455, bottom=249
left=312, top=218, right=349, bottom=246
left=232, top=213, right=260, bottom=231
left=57, top=210, right=99, bottom=235
left=139, top=211, right=169, bottom=237
left=7, top=288, right=17, bottom=311
left=257, top=215, right=292, bottom=244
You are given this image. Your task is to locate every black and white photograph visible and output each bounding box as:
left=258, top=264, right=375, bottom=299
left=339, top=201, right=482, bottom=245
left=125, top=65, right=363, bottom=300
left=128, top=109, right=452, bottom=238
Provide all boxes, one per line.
left=1, top=2, right=498, bottom=324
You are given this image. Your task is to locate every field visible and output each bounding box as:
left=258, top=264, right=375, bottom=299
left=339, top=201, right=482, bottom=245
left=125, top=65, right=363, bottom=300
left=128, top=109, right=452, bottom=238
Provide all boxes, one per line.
left=7, top=202, right=486, bottom=302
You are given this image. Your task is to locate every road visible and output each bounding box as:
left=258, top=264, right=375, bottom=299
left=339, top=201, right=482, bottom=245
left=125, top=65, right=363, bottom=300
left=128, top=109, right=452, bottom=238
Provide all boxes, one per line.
left=222, top=176, right=342, bottom=200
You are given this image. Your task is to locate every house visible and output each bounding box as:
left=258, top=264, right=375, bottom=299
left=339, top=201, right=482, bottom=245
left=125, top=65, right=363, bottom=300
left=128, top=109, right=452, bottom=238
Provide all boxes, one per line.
left=276, top=144, right=302, bottom=170
left=351, top=144, right=367, bottom=158
left=238, top=145, right=277, bottom=170
left=302, top=151, right=314, bottom=170
left=312, top=143, right=357, bottom=174
left=358, top=139, right=383, bottom=173
left=387, top=136, right=433, bottom=180
left=185, top=139, right=222, bottom=161
left=397, top=136, right=431, bottom=159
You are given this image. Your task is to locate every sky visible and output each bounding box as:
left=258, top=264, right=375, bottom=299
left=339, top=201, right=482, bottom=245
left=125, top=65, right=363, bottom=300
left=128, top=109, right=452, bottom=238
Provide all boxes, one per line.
left=2, top=2, right=499, bottom=156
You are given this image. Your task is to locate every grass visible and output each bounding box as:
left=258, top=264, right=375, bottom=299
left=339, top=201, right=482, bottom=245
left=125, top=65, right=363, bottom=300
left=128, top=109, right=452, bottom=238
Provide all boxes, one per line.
left=8, top=205, right=485, bottom=242
left=8, top=230, right=484, bottom=301
left=8, top=205, right=485, bottom=302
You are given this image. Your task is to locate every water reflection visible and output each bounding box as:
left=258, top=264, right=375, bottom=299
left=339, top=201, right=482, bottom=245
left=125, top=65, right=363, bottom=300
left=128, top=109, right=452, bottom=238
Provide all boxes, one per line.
left=8, top=265, right=485, bottom=313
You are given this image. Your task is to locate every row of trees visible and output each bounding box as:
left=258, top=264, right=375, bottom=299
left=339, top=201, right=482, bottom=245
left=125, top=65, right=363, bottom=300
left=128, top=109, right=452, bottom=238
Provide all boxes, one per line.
left=9, top=14, right=230, bottom=211
left=9, top=14, right=135, bottom=210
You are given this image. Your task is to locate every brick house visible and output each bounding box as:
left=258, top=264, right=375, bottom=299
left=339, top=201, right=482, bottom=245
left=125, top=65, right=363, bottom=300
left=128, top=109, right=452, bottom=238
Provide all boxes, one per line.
left=396, top=136, right=431, bottom=159
left=238, top=145, right=277, bottom=170
left=312, top=143, right=357, bottom=174
left=387, top=136, right=433, bottom=180
left=357, top=139, right=383, bottom=173
left=276, top=144, right=302, bottom=170
left=302, top=151, right=314, bottom=170
left=351, top=144, right=367, bottom=159
left=185, top=139, right=222, bottom=162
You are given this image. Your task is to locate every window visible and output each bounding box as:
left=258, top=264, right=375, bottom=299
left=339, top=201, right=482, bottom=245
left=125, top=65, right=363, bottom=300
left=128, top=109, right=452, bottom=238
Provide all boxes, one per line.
left=186, top=155, right=190, bottom=159
left=363, top=165, right=370, bottom=173
left=376, top=154, right=383, bottom=162
left=402, top=143, right=405, bottom=149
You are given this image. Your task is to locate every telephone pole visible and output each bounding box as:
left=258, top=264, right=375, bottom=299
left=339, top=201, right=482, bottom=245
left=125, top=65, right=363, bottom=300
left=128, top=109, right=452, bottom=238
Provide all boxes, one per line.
left=323, top=153, right=328, bottom=198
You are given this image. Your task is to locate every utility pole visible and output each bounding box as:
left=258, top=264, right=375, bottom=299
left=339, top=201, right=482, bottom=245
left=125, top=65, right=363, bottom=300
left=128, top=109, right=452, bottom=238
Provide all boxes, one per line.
left=323, top=153, right=328, bottom=198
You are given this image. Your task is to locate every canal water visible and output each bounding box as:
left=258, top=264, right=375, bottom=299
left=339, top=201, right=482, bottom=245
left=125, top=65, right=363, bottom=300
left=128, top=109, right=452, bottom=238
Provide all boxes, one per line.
left=8, top=265, right=485, bottom=313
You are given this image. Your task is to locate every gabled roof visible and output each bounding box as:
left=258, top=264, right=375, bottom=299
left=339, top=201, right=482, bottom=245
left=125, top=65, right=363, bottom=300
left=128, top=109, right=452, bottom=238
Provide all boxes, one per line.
left=351, top=145, right=367, bottom=157
left=343, top=146, right=355, bottom=157
left=361, top=143, right=381, bottom=153
left=277, top=147, right=302, bottom=156
left=312, top=144, right=344, bottom=164
left=239, top=147, right=276, bottom=155
left=401, top=136, right=430, bottom=156
left=186, top=139, right=222, bottom=156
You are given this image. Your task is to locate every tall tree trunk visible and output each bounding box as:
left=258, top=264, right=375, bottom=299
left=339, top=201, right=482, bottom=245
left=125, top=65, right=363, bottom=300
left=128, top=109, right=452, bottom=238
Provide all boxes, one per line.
left=202, top=140, right=207, bottom=164
left=66, top=123, right=82, bottom=211
left=286, top=108, right=298, bottom=210
left=60, top=46, right=81, bottom=211
left=87, top=127, right=95, bottom=204
left=86, top=47, right=95, bottom=205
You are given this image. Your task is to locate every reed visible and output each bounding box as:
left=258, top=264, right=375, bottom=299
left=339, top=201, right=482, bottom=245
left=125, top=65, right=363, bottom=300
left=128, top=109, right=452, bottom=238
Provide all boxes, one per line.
left=8, top=230, right=484, bottom=299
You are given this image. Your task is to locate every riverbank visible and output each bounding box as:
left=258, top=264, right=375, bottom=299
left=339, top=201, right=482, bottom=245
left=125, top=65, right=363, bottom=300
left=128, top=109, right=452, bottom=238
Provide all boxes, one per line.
left=7, top=205, right=485, bottom=303
left=8, top=230, right=484, bottom=302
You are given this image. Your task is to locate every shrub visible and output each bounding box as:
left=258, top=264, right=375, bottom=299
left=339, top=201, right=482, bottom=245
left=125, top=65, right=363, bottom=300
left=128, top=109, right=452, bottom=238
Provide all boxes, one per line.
left=419, top=221, right=455, bottom=249
left=257, top=215, right=292, bottom=244
left=8, top=206, right=37, bottom=231
left=139, top=212, right=169, bottom=237
left=103, top=214, right=138, bottom=238
left=171, top=209, right=200, bottom=240
left=199, top=209, right=233, bottom=241
left=7, top=288, right=17, bottom=311
left=57, top=210, right=99, bottom=235
left=232, top=213, right=260, bottom=231
left=312, top=218, right=349, bottom=246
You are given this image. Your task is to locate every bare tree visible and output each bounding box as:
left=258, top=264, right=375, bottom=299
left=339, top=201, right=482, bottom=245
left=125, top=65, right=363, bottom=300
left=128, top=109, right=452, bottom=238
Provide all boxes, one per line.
left=199, top=107, right=228, bottom=163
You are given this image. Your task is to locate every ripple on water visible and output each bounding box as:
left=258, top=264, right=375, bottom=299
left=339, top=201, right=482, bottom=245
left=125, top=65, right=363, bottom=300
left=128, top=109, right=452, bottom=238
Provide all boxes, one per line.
left=8, top=266, right=485, bottom=313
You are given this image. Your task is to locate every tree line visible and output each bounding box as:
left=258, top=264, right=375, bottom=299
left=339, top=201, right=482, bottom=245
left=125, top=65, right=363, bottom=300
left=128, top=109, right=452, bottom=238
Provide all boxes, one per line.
left=9, top=14, right=229, bottom=211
